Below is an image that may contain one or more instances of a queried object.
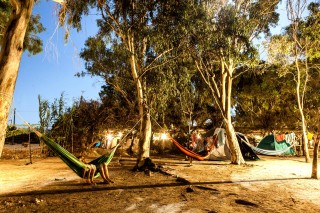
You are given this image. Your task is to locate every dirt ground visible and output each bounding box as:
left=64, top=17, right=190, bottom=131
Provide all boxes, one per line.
left=1, top=144, right=320, bottom=213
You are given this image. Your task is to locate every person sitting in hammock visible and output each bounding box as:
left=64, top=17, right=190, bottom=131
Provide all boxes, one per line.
left=187, top=133, right=217, bottom=165
left=188, top=132, right=208, bottom=165
left=83, top=161, right=114, bottom=184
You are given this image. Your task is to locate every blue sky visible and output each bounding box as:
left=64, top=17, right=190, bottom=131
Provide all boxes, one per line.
left=9, top=1, right=102, bottom=125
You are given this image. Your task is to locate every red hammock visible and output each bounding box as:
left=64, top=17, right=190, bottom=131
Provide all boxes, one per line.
left=169, top=135, right=218, bottom=161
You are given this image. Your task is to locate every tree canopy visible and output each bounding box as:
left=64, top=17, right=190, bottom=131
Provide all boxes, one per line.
left=3, top=0, right=320, bottom=163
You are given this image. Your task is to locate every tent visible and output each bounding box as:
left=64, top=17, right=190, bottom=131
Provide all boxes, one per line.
left=201, top=128, right=259, bottom=161
left=256, top=134, right=296, bottom=155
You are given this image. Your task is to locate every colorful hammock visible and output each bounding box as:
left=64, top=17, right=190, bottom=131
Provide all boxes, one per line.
left=30, top=127, right=118, bottom=181
left=169, top=135, right=218, bottom=161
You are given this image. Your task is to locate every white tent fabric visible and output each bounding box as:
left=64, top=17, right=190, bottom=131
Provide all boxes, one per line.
left=207, top=128, right=231, bottom=160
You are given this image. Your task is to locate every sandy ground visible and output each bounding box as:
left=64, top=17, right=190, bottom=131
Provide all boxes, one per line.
left=0, top=144, right=320, bottom=213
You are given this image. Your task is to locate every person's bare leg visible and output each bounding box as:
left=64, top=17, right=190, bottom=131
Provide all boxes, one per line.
left=99, top=163, right=107, bottom=182
left=100, top=163, right=114, bottom=183
left=89, top=164, right=96, bottom=184
left=83, top=164, right=96, bottom=184
left=83, top=166, right=90, bottom=183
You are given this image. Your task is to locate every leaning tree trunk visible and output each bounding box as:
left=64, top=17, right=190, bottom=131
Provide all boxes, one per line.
left=0, top=0, right=35, bottom=157
left=225, top=118, right=245, bottom=165
left=224, top=65, right=245, bottom=165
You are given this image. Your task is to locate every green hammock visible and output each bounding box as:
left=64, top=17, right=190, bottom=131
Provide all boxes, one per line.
left=32, top=128, right=118, bottom=180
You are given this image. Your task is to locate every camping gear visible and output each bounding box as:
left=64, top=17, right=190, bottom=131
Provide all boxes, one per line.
left=169, top=135, right=218, bottom=161
left=169, top=136, right=207, bottom=161
left=170, top=128, right=259, bottom=161
left=205, top=128, right=259, bottom=161
left=254, top=134, right=296, bottom=156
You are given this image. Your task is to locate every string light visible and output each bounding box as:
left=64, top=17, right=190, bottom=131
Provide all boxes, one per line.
left=106, top=134, right=113, bottom=141
left=118, top=132, right=123, bottom=138
left=197, top=134, right=201, bottom=139
left=160, top=133, right=168, bottom=140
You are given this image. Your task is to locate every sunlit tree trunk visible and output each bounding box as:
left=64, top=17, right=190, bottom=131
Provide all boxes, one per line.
left=197, top=59, right=245, bottom=165
left=311, top=135, right=319, bottom=179
left=0, top=0, right=34, bottom=157
left=128, top=36, right=152, bottom=167
left=298, top=93, right=310, bottom=163
left=287, top=0, right=310, bottom=163
left=225, top=118, right=244, bottom=164
left=139, top=111, right=151, bottom=159
left=311, top=111, right=320, bottom=179
left=294, top=26, right=310, bottom=163
left=224, top=64, right=245, bottom=165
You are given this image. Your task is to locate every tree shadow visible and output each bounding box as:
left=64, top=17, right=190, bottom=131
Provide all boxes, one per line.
left=1, top=176, right=310, bottom=198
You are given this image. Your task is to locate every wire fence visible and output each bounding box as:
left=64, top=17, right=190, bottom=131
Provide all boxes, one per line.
left=1, top=144, right=42, bottom=160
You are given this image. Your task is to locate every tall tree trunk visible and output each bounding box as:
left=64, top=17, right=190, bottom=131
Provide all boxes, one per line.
left=198, top=60, right=245, bottom=165
left=296, top=77, right=310, bottom=163
left=0, top=0, right=35, bottom=157
left=128, top=39, right=152, bottom=168
left=135, top=89, right=152, bottom=167
left=137, top=111, right=151, bottom=163
left=311, top=135, right=319, bottom=179
left=225, top=118, right=245, bottom=164
left=224, top=69, right=245, bottom=165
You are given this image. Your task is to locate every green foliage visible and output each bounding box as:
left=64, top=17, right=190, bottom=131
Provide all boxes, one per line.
left=38, top=95, right=51, bottom=133
left=5, top=125, right=40, bottom=144
left=301, top=2, right=320, bottom=61
left=264, top=1, right=320, bottom=136
left=0, top=0, right=10, bottom=39
left=266, top=35, right=294, bottom=68
left=0, top=0, right=45, bottom=55
left=23, top=14, right=46, bottom=55
left=49, top=95, right=136, bottom=152
left=51, top=92, right=66, bottom=123
left=63, top=1, right=204, bottom=132
left=233, top=64, right=299, bottom=131
left=191, top=0, right=279, bottom=67
left=5, top=128, right=29, bottom=138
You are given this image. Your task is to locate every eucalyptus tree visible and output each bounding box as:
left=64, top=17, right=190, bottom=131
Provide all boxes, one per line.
left=57, top=0, right=182, bottom=167
left=286, top=0, right=310, bottom=162
left=183, top=0, right=280, bottom=164
left=301, top=2, right=320, bottom=127
left=0, top=0, right=11, bottom=42
left=140, top=3, right=217, bottom=134
left=0, top=1, right=44, bottom=57
left=233, top=65, right=298, bottom=133
left=0, top=0, right=45, bottom=157
left=165, top=61, right=217, bottom=133
left=266, top=1, right=320, bottom=163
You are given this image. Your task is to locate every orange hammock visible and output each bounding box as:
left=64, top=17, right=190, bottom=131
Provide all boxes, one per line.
left=168, top=135, right=218, bottom=161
